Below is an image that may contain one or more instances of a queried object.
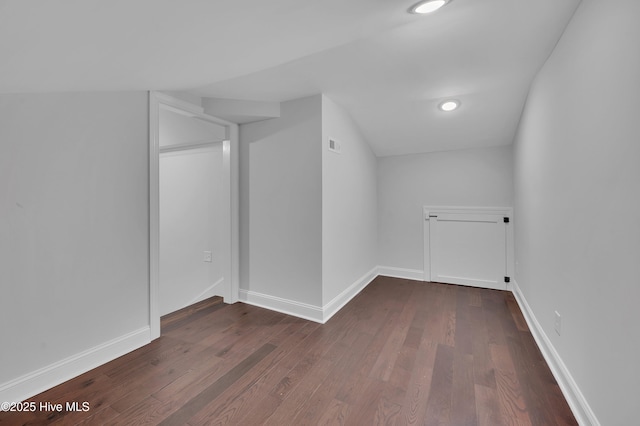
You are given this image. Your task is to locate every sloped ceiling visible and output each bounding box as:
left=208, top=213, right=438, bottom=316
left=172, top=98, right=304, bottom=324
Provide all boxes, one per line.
left=0, top=0, right=580, bottom=156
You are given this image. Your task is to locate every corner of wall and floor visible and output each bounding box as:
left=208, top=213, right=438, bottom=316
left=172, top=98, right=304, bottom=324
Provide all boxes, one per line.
left=511, top=280, right=599, bottom=426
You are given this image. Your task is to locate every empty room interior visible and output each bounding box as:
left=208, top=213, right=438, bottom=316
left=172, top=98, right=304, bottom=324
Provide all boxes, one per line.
left=0, top=0, right=638, bottom=425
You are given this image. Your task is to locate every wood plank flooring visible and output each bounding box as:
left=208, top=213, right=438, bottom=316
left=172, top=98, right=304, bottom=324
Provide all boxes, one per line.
left=0, top=277, right=577, bottom=425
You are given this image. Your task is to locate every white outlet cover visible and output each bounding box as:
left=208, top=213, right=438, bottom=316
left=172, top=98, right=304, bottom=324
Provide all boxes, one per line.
left=328, top=138, right=341, bottom=153
left=554, top=311, right=561, bottom=335
left=203, top=251, right=212, bottom=262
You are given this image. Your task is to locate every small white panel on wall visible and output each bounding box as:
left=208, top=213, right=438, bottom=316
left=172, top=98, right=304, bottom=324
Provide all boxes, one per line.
left=328, top=137, right=341, bottom=153
left=424, top=206, right=512, bottom=291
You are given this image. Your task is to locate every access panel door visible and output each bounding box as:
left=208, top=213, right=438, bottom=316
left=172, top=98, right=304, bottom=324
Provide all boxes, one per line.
left=428, top=213, right=507, bottom=290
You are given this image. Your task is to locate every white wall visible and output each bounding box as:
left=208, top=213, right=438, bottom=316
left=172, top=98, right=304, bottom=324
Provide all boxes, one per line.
left=0, top=92, right=149, bottom=396
left=321, top=95, right=377, bottom=306
left=159, top=107, right=226, bottom=148
left=512, top=1, right=640, bottom=424
left=377, top=146, right=514, bottom=273
left=239, top=95, right=323, bottom=307
left=159, top=144, right=226, bottom=315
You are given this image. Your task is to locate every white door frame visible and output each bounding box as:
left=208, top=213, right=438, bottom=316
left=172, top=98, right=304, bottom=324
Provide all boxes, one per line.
left=423, top=206, right=514, bottom=289
left=149, top=91, right=239, bottom=340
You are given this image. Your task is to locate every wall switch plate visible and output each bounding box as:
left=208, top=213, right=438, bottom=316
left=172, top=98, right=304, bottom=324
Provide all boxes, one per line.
left=554, top=311, right=561, bottom=336
left=328, top=138, right=341, bottom=153
left=203, top=251, right=212, bottom=262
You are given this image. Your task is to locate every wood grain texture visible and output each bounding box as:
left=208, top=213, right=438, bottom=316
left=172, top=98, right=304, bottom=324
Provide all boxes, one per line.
left=424, top=344, right=455, bottom=425
left=0, top=278, right=577, bottom=425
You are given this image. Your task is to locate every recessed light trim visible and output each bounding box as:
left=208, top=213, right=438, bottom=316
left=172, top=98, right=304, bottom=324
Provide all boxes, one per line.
left=439, top=100, right=460, bottom=112
left=409, top=0, right=450, bottom=14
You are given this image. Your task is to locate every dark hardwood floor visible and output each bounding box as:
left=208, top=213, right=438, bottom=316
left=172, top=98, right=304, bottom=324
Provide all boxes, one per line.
left=0, top=277, right=577, bottom=425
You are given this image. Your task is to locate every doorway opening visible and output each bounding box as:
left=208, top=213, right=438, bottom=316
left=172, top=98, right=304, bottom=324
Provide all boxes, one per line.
left=149, top=92, right=239, bottom=339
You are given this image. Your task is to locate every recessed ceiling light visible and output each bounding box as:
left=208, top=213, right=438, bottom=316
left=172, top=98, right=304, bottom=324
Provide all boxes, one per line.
left=410, top=0, right=450, bottom=14
left=439, top=100, right=460, bottom=112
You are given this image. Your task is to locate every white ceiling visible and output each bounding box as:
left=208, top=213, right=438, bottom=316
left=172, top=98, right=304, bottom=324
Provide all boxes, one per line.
left=0, top=0, right=580, bottom=156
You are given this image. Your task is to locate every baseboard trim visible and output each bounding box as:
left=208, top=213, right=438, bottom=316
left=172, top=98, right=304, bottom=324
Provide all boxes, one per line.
left=322, top=266, right=379, bottom=323
left=0, top=326, right=151, bottom=404
left=511, top=280, right=599, bottom=426
left=378, top=266, right=424, bottom=281
left=190, top=277, right=226, bottom=305
left=238, top=289, right=324, bottom=323
left=239, top=267, right=380, bottom=324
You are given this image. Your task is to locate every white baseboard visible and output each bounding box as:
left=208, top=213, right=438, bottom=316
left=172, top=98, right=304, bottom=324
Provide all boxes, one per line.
left=322, top=266, right=379, bottom=323
left=378, top=266, right=424, bottom=281
left=190, top=277, right=226, bottom=305
left=0, top=327, right=150, bottom=404
left=239, top=289, right=324, bottom=323
left=0, top=267, right=409, bottom=404
left=239, top=266, right=381, bottom=324
left=511, top=280, right=599, bottom=426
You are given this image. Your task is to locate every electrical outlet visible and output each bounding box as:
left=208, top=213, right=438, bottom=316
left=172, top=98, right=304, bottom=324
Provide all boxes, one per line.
left=203, top=251, right=212, bottom=263
left=554, top=311, right=561, bottom=336
left=328, top=138, right=341, bottom=153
